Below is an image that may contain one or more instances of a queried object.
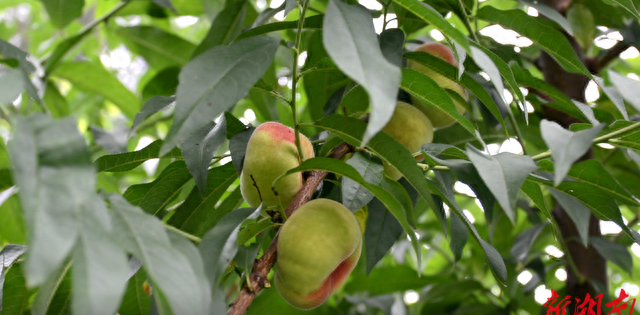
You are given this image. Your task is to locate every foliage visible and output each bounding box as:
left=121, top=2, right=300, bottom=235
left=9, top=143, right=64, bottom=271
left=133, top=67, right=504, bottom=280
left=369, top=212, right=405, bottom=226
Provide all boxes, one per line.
left=1, top=0, right=640, bottom=314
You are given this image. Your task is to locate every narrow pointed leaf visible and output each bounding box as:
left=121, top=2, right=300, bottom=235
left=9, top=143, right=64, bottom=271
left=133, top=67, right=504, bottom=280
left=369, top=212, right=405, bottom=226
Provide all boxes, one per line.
left=235, top=15, right=324, bottom=40
left=540, top=119, right=605, bottom=186
left=109, top=194, right=210, bottom=315
left=160, top=36, right=279, bottom=155
left=323, top=0, right=401, bottom=145
left=608, top=69, right=640, bottom=112
left=40, top=0, right=84, bottom=29
left=115, top=26, right=196, bottom=69
left=365, top=197, right=404, bottom=274
left=466, top=146, right=538, bottom=223
left=342, top=152, right=383, bottom=211
left=95, top=140, right=182, bottom=173
left=181, top=118, right=227, bottom=195
left=547, top=188, right=591, bottom=246
left=192, top=1, right=247, bottom=58
left=129, top=96, right=175, bottom=137
left=511, top=224, right=545, bottom=263
left=607, top=0, right=640, bottom=21
left=589, top=236, right=633, bottom=275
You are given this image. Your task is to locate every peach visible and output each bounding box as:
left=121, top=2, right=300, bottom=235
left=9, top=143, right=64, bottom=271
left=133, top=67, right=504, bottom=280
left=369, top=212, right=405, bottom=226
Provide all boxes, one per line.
left=240, top=122, right=314, bottom=209
left=408, top=42, right=468, bottom=128
left=275, top=199, right=362, bottom=309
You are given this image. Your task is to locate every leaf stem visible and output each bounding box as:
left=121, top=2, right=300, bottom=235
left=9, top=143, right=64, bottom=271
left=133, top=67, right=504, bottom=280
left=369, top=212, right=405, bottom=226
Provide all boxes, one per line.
left=163, top=224, right=202, bottom=244
left=290, top=0, right=311, bottom=162
left=457, top=0, right=480, bottom=44
left=507, top=105, right=529, bottom=155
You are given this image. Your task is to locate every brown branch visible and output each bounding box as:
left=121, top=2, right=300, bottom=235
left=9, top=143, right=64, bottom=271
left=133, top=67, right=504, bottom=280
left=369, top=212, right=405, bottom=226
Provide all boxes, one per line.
left=594, top=42, right=631, bottom=73
left=227, top=142, right=353, bottom=315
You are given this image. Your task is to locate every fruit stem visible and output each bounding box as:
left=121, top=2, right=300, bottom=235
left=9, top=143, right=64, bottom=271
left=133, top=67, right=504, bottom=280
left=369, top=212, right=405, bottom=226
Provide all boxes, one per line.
left=290, top=0, right=311, bottom=163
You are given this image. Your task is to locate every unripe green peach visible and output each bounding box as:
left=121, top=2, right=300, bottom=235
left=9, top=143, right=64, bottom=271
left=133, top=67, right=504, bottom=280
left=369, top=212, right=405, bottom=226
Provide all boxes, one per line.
left=240, top=122, right=315, bottom=209
left=382, top=102, right=433, bottom=180
left=275, top=199, right=362, bottom=310
left=408, top=42, right=467, bottom=128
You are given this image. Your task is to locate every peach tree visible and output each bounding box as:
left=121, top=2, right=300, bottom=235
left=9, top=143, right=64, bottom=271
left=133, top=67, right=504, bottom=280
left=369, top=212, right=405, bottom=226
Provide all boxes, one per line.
left=1, top=0, right=640, bottom=314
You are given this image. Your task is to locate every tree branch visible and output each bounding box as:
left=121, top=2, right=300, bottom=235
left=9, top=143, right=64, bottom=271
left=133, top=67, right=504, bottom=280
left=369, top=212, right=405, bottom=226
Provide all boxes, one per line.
left=594, top=42, right=631, bottom=73
left=227, top=142, right=352, bottom=315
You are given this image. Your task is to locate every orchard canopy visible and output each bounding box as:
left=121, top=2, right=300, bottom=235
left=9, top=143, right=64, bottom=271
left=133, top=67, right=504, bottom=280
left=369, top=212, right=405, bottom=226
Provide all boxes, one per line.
left=1, top=0, right=640, bottom=314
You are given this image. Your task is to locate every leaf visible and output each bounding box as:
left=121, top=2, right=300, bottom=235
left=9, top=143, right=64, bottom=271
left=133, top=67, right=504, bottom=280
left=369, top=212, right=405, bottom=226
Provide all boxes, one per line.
left=392, top=0, right=470, bottom=51
left=118, top=269, right=151, bottom=315
left=379, top=28, right=405, bottom=68
left=476, top=6, right=627, bottom=118
left=510, top=224, right=545, bottom=263
left=53, top=61, right=139, bottom=118
left=95, top=140, right=182, bottom=173
left=31, top=261, right=72, bottom=315
left=129, top=96, right=175, bottom=137
left=167, top=163, right=238, bottom=234
left=235, top=15, right=324, bottom=40
left=8, top=114, right=94, bottom=286
left=43, top=81, right=70, bottom=118
left=229, top=127, right=254, bottom=175
left=589, top=236, right=633, bottom=275
left=280, top=157, right=421, bottom=269
left=90, top=124, right=129, bottom=154
left=608, top=69, right=640, bottom=113
left=236, top=219, right=276, bottom=246
left=537, top=159, right=639, bottom=206
left=345, top=265, right=451, bottom=296
left=0, top=245, right=27, bottom=268
left=72, top=198, right=128, bottom=315
left=607, top=0, right=640, bottom=21
left=540, top=119, right=605, bottom=186
left=434, top=171, right=467, bottom=261
left=284, top=0, right=296, bottom=16
left=517, top=0, right=574, bottom=35
left=364, top=197, right=404, bottom=275
left=546, top=188, right=591, bottom=246
left=192, top=1, right=247, bottom=58
left=323, top=0, right=401, bottom=145
left=40, top=0, right=84, bottom=29
left=520, top=181, right=551, bottom=220
left=123, top=161, right=193, bottom=216
left=109, top=194, right=210, bottom=315
left=404, top=52, right=506, bottom=130
left=0, top=69, right=23, bottom=104
left=196, top=185, right=245, bottom=237
left=466, top=146, right=538, bottom=224
left=198, top=207, right=261, bottom=293
left=181, top=117, right=227, bottom=195
left=1, top=263, right=29, bottom=315
left=401, top=68, right=479, bottom=141
left=160, top=36, right=279, bottom=155
left=115, top=26, right=196, bottom=69
left=342, top=152, right=383, bottom=211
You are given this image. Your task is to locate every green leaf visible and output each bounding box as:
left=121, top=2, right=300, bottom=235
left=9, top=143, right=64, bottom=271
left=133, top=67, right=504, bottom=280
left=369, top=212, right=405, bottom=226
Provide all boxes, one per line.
left=589, top=236, right=633, bottom=275
left=160, top=36, right=279, bottom=155
left=53, top=61, right=139, bottom=118
left=392, top=0, right=470, bottom=51
left=31, top=261, right=72, bottom=315
left=0, top=69, right=24, bottom=105
left=280, top=157, right=421, bottom=269
left=181, top=118, right=227, bottom=195
left=229, top=127, right=254, bottom=175
left=192, top=1, right=247, bottom=58
left=342, top=152, right=383, bottom=212
left=537, top=159, right=639, bottom=206
left=115, top=26, right=196, bottom=70
left=476, top=6, right=627, bottom=118
left=90, top=124, right=129, bottom=154
left=597, top=120, right=640, bottom=150
left=123, top=161, right=193, bottom=216
left=401, top=68, right=479, bottom=141
left=109, top=194, right=210, bottom=315
left=466, top=146, right=538, bottom=224
left=520, top=181, right=551, bottom=220
left=546, top=188, right=592, bottom=246
left=0, top=193, right=25, bottom=245
left=235, top=15, right=324, bottom=40
left=364, top=196, right=404, bottom=275
left=129, top=96, right=175, bottom=137
left=167, top=163, right=238, bottom=235
left=345, top=265, right=451, bottom=296
left=43, top=81, right=70, bottom=119
left=118, top=269, right=151, bottom=315
left=510, top=224, right=545, bottom=263
left=72, top=197, right=128, bottom=315
left=94, top=140, right=182, bottom=173
left=404, top=52, right=506, bottom=130
left=607, top=0, right=640, bottom=21
left=540, top=119, right=605, bottom=186
left=236, top=219, right=276, bottom=246
left=323, top=0, right=401, bottom=145
left=195, top=185, right=245, bottom=237
left=435, top=171, right=467, bottom=262
left=40, top=0, right=84, bottom=29
left=198, top=207, right=261, bottom=293
left=517, top=0, right=574, bottom=36
left=379, top=28, right=405, bottom=68
left=608, top=69, right=640, bottom=113
left=0, top=169, right=12, bottom=191
left=0, top=245, right=27, bottom=268
left=8, top=114, right=94, bottom=286
left=567, top=4, right=595, bottom=48
left=1, top=263, right=29, bottom=315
